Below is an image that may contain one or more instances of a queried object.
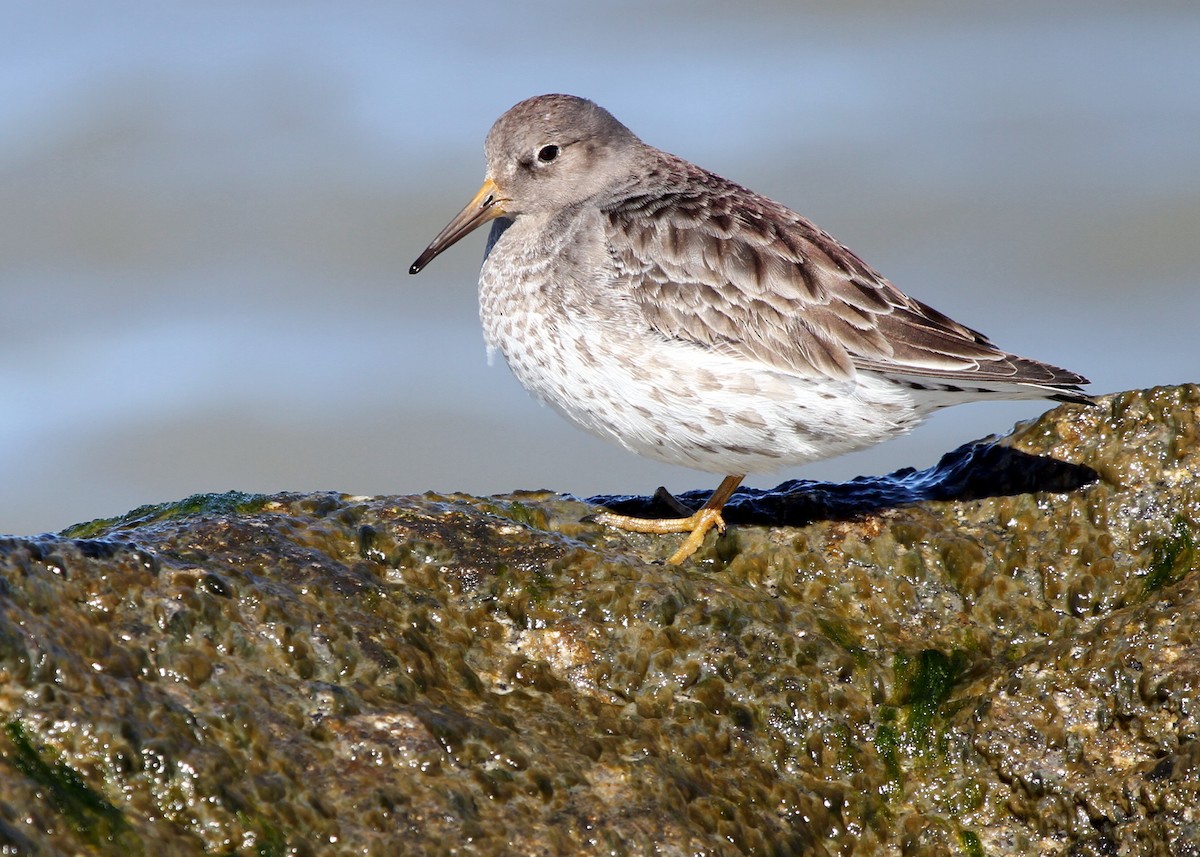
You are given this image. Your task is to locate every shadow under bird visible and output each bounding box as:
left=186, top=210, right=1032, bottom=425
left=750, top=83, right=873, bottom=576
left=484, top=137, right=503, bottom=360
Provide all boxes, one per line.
left=410, top=93, right=1089, bottom=564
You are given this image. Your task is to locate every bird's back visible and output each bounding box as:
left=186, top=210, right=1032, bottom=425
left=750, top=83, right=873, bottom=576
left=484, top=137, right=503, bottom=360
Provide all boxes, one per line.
left=600, top=148, right=1088, bottom=402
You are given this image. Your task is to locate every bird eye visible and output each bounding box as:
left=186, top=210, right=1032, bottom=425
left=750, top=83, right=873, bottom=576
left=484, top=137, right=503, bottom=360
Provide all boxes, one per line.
left=537, top=144, right=560, bottom=163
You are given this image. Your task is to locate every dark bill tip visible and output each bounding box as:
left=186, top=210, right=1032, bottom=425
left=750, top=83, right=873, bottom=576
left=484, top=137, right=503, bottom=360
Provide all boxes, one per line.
left=408, top=179, right=503, bottom=277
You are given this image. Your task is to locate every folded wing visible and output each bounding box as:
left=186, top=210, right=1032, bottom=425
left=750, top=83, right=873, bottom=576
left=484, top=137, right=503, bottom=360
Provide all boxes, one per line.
left=603, top=157, right=1087, bottom=393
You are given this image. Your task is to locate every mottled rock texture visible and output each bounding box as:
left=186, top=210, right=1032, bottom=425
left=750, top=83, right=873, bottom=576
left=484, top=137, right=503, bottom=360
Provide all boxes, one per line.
left=0, top=385, right=1197, bottom=856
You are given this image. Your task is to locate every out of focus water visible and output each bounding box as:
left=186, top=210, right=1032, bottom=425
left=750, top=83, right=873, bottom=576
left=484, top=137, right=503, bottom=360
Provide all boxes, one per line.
left=2, top=1, right=1198, bottom=535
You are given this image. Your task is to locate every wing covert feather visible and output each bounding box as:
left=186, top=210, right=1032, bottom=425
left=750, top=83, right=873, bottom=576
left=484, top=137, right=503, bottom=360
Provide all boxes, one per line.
left=602, top=155, right=1085, bottom=388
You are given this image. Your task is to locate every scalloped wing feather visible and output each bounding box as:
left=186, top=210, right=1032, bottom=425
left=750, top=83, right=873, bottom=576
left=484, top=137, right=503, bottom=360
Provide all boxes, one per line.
left=603, top=154, right=1087, bottom=391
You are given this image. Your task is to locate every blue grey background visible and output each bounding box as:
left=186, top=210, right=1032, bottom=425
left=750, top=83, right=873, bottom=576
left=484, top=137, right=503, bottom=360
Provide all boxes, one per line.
left=2, top=2, right=1197, bottom=535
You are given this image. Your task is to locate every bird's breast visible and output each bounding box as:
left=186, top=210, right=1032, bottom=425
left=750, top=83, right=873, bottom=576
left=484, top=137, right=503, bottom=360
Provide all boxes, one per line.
left=477, top=211, right=613, bottom=358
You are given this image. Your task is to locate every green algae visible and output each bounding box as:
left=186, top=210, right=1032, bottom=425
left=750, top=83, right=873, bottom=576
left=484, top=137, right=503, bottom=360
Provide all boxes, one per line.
left=1145, top=515, right=1196, bottom=594
left=816, top=616, right=868, bottom=665
left=4, top=721, right=130, bottom=848
left=874, top=718, right=904, bottom=786
left=959, top=829, right=984, bottom=857
left=893, top=648, right=966, bottom=755
left=234, top=813, right=286, bottom=857
left=492, top=499, right=549, bottom=530
left=61, top=490, right=271, bottom=538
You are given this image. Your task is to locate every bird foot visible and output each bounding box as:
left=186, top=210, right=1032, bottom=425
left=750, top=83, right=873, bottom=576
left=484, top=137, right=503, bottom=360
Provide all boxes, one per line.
left=588, top=506, right=727, bottom=565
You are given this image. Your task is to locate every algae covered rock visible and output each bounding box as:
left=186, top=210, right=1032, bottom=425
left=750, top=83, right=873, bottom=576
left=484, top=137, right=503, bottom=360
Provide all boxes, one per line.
left=0, top=385, right=1197, bottom=855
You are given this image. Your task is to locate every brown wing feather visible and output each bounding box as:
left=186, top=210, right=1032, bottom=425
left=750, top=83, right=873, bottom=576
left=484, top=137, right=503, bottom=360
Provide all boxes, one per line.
left=603, top=153, right=1087, bottom=390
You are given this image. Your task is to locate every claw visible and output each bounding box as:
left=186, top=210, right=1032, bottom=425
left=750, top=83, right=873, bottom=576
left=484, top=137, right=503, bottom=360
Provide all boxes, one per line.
left=587, top=474, right=744, bottom=564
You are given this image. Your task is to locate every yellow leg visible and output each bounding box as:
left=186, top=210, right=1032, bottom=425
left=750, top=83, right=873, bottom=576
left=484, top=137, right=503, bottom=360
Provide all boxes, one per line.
left=589, top=474, right=745, bottom=564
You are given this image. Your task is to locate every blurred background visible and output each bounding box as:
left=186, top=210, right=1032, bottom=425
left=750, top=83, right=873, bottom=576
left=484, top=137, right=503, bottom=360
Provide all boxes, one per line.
left=2, top=1, right=1197, bottom=536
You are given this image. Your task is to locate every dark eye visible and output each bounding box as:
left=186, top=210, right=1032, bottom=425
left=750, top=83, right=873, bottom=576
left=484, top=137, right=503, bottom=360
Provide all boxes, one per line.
left=537, top=144, right=560, bottom=163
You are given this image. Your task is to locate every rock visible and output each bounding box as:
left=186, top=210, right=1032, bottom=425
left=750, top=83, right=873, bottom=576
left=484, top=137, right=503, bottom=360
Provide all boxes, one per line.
left=0, top=385, right=1197, bottom=855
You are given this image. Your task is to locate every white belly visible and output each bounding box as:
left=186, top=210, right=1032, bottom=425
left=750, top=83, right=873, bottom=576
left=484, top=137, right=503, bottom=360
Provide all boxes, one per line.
left=483, top=291, right=925, bottom=475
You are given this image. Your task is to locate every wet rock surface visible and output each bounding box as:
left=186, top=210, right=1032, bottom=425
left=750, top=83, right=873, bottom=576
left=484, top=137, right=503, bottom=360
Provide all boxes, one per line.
left=0, top=384, right=1197, bottom=855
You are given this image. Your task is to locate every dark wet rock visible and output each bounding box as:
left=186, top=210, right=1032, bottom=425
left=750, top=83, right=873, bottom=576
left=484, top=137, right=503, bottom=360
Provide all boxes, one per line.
left=591, top=430, right=1101, bottom=528
left=0, top=384, right=1197, bottom=855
